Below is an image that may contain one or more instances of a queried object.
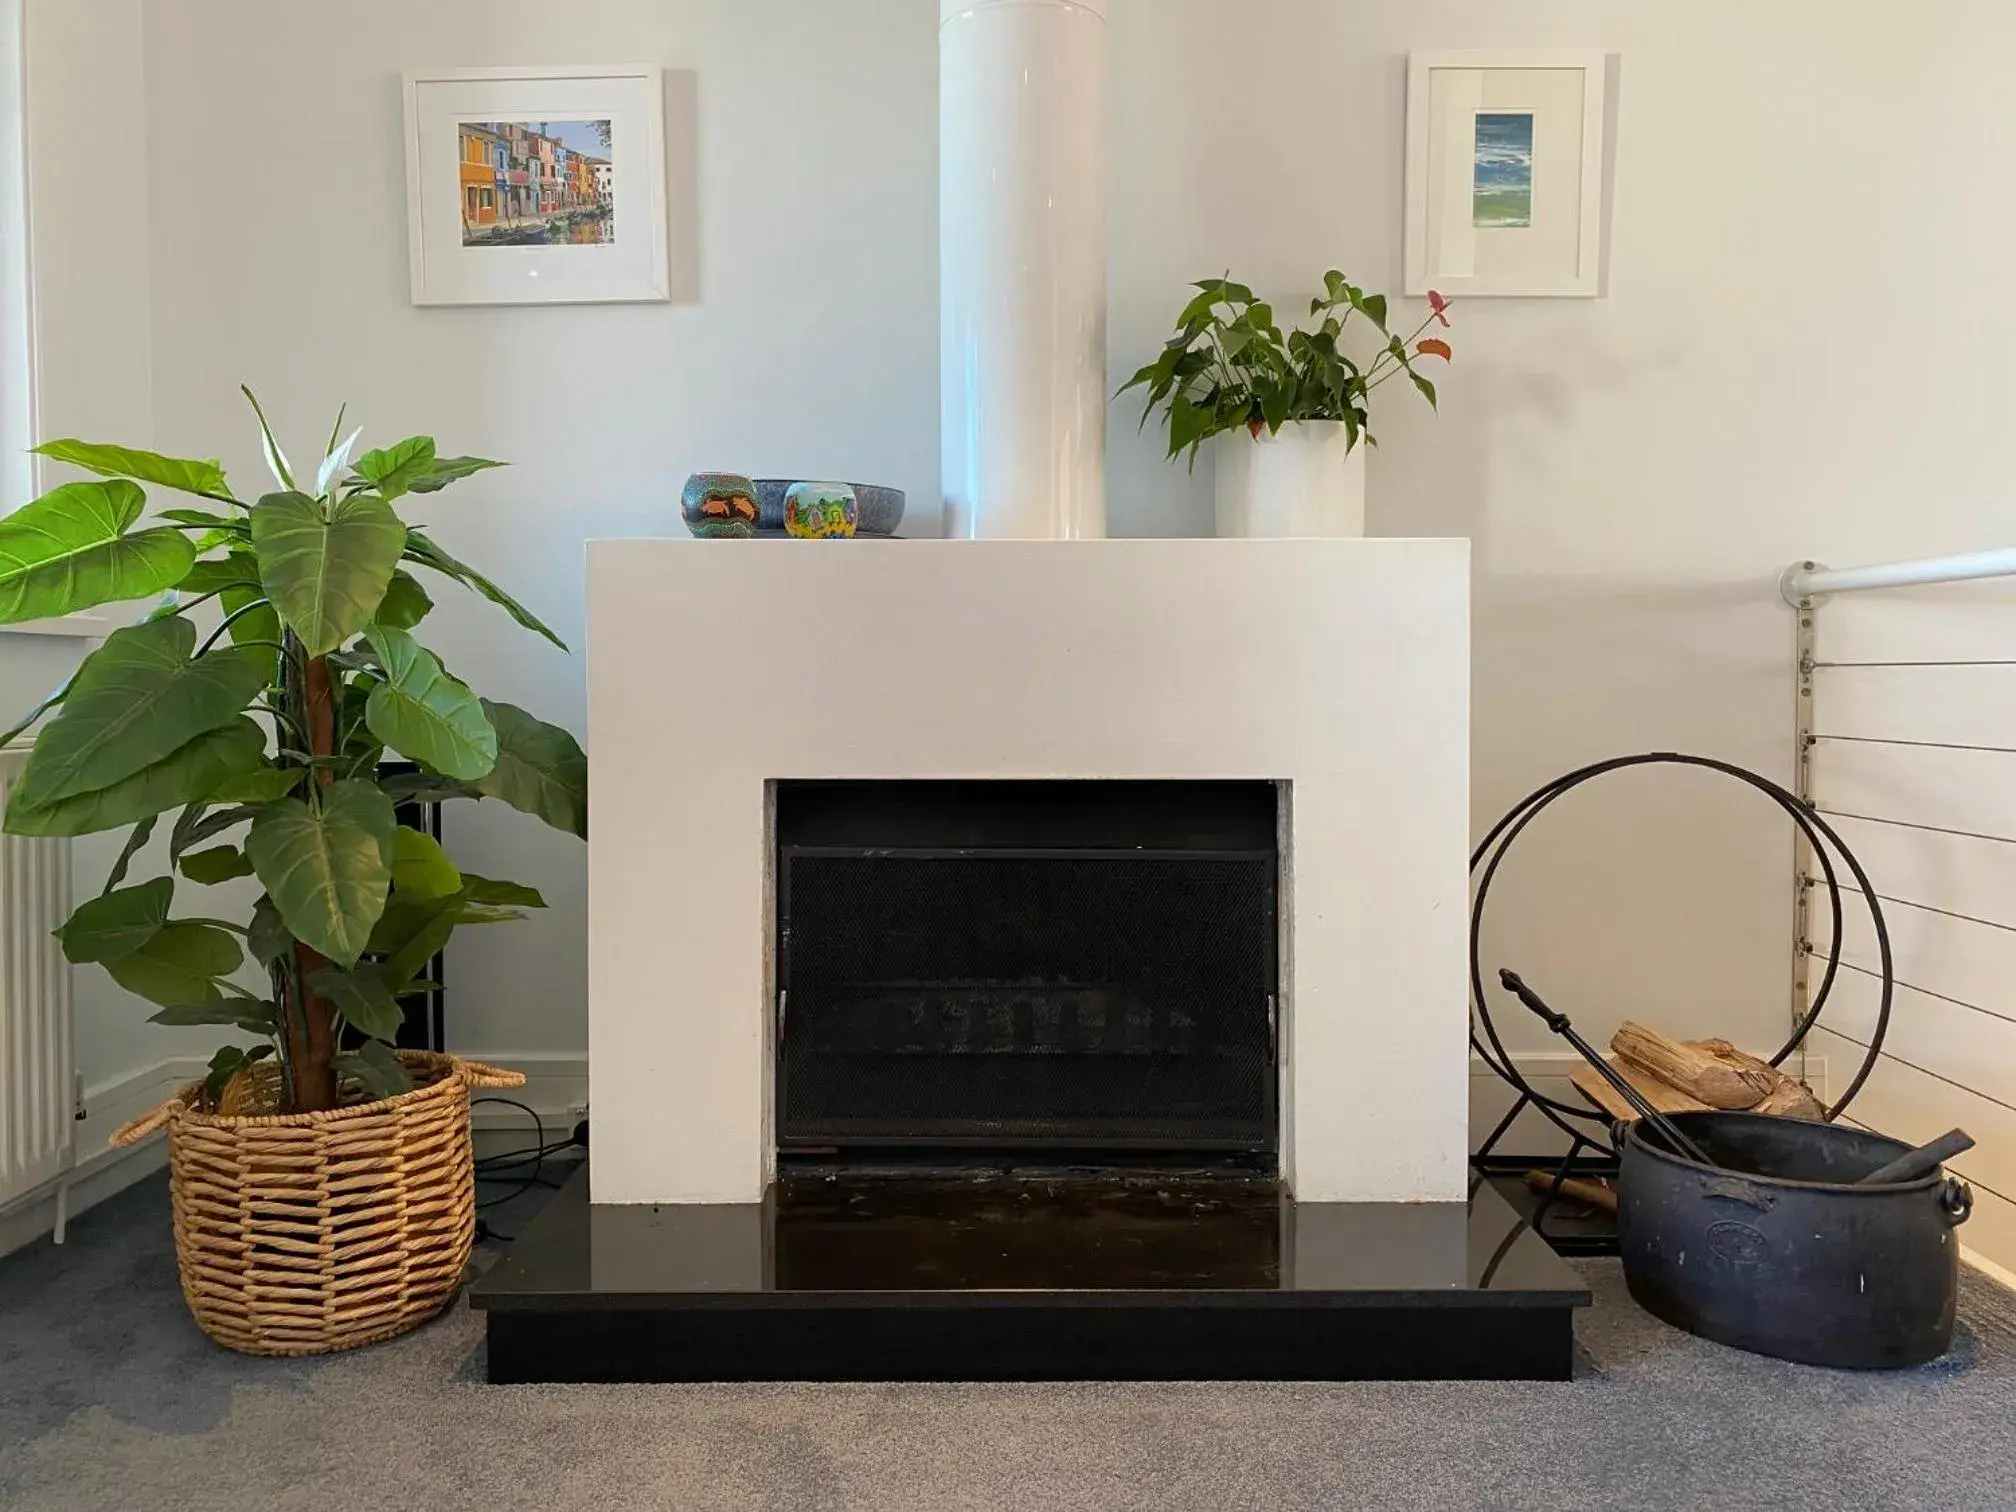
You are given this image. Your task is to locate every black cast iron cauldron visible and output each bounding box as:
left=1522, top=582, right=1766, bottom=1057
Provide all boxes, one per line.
left=1619, top=1111, right=1973, bottom=1369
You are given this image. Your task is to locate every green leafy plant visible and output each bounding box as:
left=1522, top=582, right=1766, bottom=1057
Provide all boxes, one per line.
left=1118, top=272, right=1455, bottom=468
left=1, top=391, right=585, bottom=1113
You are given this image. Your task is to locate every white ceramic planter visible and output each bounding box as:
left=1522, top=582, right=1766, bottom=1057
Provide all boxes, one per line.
left=1213, top=421, right=1367, bottom=538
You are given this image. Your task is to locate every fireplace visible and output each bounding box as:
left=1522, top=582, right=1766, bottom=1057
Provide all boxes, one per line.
left=774, top=781, right=1280, bottom=1159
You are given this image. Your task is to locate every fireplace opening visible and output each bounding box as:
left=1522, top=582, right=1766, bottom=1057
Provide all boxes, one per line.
left=774, top=781, right=1281, bottom=1162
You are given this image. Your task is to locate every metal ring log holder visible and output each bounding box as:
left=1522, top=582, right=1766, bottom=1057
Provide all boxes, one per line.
left=1468, top=752, right=1898, bottom=1240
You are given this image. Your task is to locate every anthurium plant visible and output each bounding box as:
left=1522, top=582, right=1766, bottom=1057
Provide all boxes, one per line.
left=1119, top=271, right=1454, bottom=468
left=0, top=390, right=585, bottom=1114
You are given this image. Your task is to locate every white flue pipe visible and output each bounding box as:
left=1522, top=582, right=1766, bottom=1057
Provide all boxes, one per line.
left=1779, top=548, right=2016, bottom=605
left=940, top=0, right=1108, bottom=540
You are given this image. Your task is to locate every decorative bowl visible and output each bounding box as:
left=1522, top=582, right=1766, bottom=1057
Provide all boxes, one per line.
left=752, top=479, right=904, bottom=537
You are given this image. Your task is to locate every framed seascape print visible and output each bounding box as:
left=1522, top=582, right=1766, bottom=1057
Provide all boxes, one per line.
left=404, top=64, right=670, bottom=306
left=1405, top=51, right=1609, bottom=298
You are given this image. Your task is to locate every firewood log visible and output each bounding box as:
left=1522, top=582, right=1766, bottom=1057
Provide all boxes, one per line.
left=1751, top=1077, right=1827, bottom=1120
left=1611, top=1020, right=1776, bottom=1109
left=1523, top=1169, right=1620, bottom=1214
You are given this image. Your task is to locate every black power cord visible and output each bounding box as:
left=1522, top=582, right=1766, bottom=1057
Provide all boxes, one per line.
left=1470, top=752, right=1894, bottom=1145
left=472, top=1096, right=581, bottom=1241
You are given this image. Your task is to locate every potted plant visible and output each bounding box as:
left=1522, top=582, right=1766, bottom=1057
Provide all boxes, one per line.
left=0, top=390, right=586, bottom=1355
left=1118, top=271, right=1453, bottom=537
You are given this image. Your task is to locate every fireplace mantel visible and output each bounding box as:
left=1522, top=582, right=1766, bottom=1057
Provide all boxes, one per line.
left=585, top=538, right=1471, bottom=1205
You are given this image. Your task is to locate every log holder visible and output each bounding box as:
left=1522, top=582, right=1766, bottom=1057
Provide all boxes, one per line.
left=1466, top=753, right=1896, bottom=1253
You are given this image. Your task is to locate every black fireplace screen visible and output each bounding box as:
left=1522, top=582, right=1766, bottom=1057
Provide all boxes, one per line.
left=775, top=783, right=1280, bottom=1154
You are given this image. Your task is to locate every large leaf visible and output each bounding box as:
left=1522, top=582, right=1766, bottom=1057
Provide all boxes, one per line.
left=349, top=436, right=436, bottom=502
left=408, top=455, right=505, bottom=494
left=472, top=701, right=586, bottom=839
left=308, top=964, right=403, bottom=1040
left=0, top=480, right=197, bottom=624
left=361, top=628, right=496, bottom=779
left=250, top=491, right=406, bottom=655
left=248, top=894, right=292, bottom=965
left=150, top=999, right=279, bottom=1035
left=203, top=766, right=302, bottom=805
left=32, top=439, right=230, bottom=500
left=403, top=531, right=566, bottom=651
left=178, top=553, right=262, bottom=596
left=460, top=873, right=546, bottom=909
left=104, top=922, right=243, bottom=1008
left=390, top=826, right=462, bottom=901
left=373, top=569, right=433, bottom=630
left=10, top=617, right=270, bottom=809
left=181, top=845, right=255, bottom=885
left=372, top=892, right=462, bottom=991
left=4, top=719, right=264, bottom=837
left=244, top=780, right=396, bottom=967
left=169, top=800, right=262, bottom=863
left=56, top=877, right=174, bottom=964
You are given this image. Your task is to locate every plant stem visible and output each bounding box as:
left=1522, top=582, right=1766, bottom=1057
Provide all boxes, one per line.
left=196, top=598, right=274, bottom=656
left=276, top=635, right=342, bottom=1113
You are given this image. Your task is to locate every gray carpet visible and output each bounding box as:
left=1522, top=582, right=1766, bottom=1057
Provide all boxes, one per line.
left=4, top=1174, right=2015, bottom=1512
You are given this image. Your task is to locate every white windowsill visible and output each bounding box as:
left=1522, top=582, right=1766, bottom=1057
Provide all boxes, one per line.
left=0, top=614, right=108, bottom=639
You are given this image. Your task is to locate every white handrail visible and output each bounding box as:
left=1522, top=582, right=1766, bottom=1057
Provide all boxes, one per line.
left=1779, top=547, right=2016, bottom=605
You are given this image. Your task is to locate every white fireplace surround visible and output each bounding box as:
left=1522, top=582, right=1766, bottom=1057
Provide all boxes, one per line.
left=586, top=538, right=1471, bottom=1205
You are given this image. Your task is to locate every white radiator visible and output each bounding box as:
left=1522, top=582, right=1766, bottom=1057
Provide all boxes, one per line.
left=0, top=746, right=74, bottom=1230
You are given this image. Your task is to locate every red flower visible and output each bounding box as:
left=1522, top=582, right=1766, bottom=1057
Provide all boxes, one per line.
left=1416, top=337, right=1452, bottom=361
left=1427, top=289, right=1452, bottom=327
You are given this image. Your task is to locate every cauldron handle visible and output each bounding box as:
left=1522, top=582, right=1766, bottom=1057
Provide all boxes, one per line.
left=1942, top=1179, right=1974, bottom=1226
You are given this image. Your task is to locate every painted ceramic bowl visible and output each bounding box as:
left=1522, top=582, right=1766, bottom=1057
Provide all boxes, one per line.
left=681, top=473, right=761, bottom=538
left=784, top=482, right=859, bottom=539
left=752, top=479, right=905, bottom=537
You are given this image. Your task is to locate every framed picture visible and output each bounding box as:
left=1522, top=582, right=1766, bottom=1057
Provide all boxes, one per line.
left=403, top=64, right=670, bottom=306
left=1404, top=51, right=1609, bottom=298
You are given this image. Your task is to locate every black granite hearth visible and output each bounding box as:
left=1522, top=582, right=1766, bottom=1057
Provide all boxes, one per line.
left=471, top=1167, right=1589, bottom=1383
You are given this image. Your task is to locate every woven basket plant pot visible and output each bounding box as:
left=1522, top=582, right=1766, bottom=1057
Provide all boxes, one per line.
left=111, top=1051, right=523, bottom=1357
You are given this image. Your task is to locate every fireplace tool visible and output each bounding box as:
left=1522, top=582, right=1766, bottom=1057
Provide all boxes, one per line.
left=1499, top=965, right=1975, bottom=1368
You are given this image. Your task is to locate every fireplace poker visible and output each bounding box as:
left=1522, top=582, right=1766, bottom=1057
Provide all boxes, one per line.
left=1497, top=969, right=1716, bottom=1169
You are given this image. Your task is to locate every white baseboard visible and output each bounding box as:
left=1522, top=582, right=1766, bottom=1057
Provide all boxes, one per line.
left=462, top=1050, right=588, bottom=1132
left=1963, top=1246, right=2016, bottom=1294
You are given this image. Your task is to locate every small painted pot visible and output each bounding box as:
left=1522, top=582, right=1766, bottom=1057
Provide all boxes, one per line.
left=681, top=472, right=761, bottom=538
left=784, top=482, right=859, bottom=539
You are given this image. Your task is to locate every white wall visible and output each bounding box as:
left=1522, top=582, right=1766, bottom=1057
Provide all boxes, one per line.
left=13, top=0, right=169, bottom=1098
left=18, top=0, right=2016, bottom=1135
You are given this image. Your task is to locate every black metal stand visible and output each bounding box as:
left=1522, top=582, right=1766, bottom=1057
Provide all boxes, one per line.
left=1472, top=1092, right=1620, bottom=1255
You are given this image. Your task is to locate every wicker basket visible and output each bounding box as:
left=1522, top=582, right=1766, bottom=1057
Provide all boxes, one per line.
left=111, top=1051, right=524, bottom=1357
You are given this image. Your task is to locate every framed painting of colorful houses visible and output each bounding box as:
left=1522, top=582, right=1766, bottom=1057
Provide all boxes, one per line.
left=404, top=65, right=670, bottom=305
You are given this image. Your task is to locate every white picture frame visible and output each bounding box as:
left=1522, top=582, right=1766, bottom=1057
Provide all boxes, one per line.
left=403, top=64, right=670, bottom=306
left=1404, top=50, right=1609, bottom=299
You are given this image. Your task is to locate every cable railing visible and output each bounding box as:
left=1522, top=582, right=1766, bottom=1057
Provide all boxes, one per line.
left=1782, top=547, right=2016, bottom=1274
